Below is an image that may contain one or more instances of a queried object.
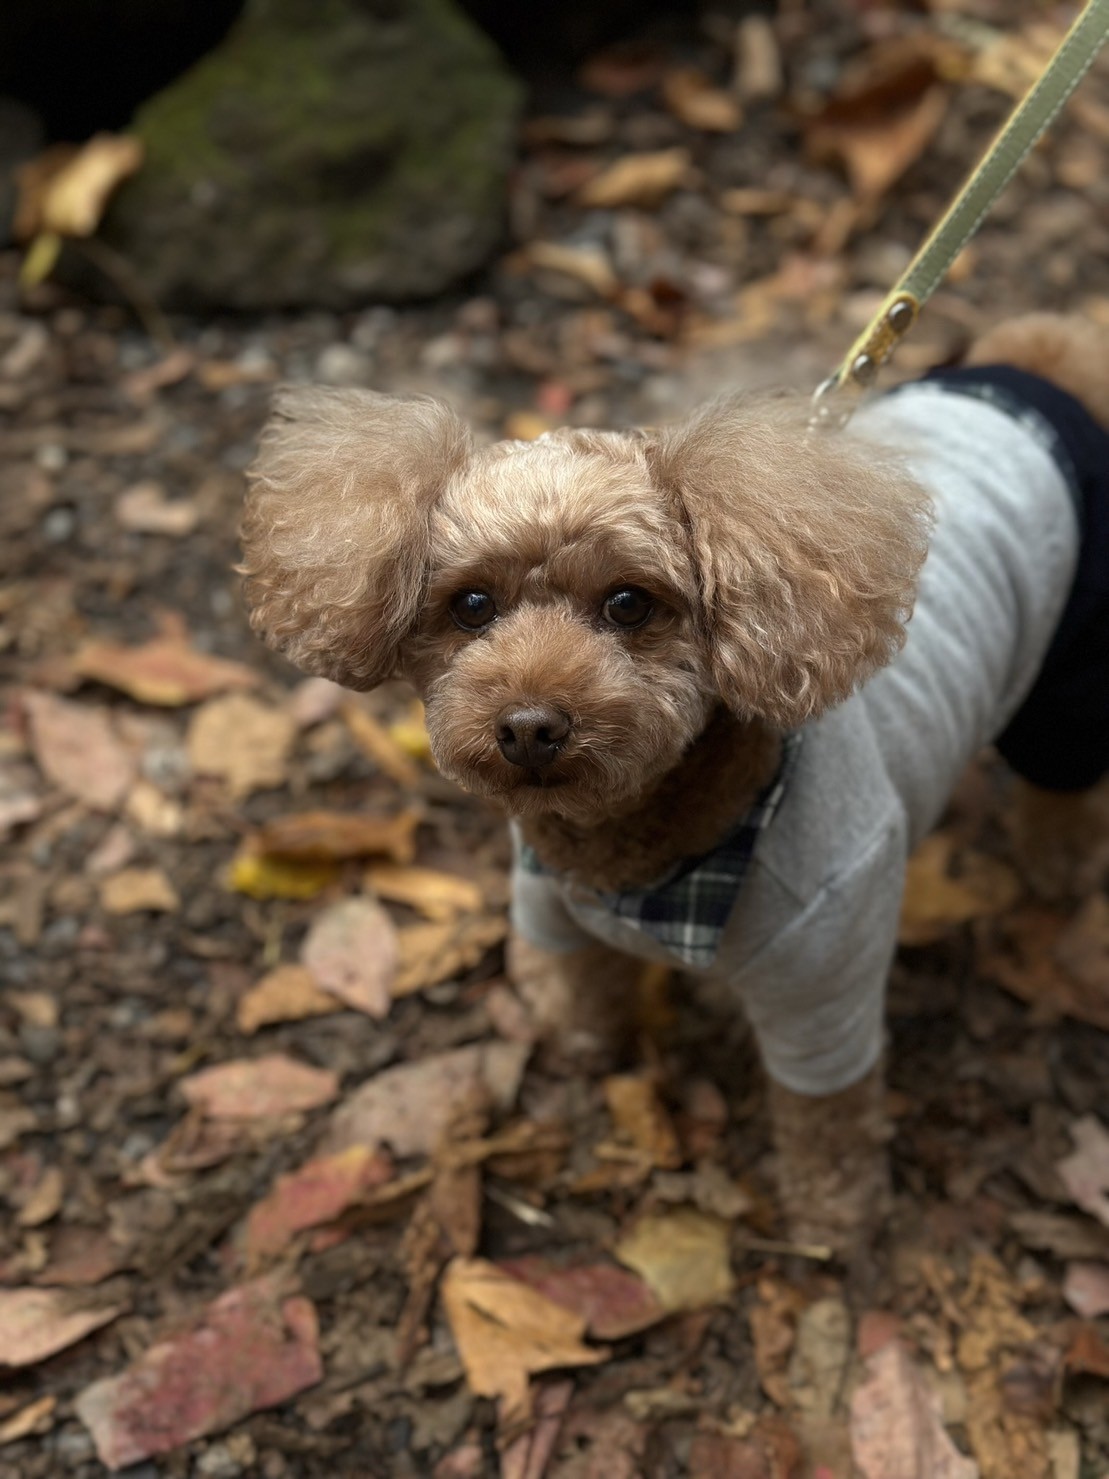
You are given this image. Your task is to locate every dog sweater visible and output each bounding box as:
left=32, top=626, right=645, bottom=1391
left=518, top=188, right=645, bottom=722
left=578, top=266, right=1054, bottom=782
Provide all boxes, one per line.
left=511, top=375, right=1105, bottom=1097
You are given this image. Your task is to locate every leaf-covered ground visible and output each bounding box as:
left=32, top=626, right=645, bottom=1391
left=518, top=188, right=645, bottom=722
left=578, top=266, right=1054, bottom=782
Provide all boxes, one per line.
left=2, top=3, right=1109, bottom=1475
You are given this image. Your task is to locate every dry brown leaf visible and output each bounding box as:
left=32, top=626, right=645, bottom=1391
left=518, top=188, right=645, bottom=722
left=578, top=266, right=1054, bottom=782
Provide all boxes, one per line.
left=1053, top=895, right=1109, bottom=995
left=32, top=133, right=142, bottom=237
left=498, top=1256, right=664, bottom=1340
left=749, top=1274, right=806, bottom=1407
left=499, top=1378, right=574, bottom=1479
left=1056, top=1117, right=1109, bottom=1228
left=244, top=1145, right=394, bottom=1262
left=603, top=1074, right=681, bottom=1170
left=393, top=914, right=507, bottom=996
left=187, top=693, right=296, bottom=799
left=74, top=634, right=256, bottom=706
left=0, top=1395, right=57, bottom=1447
left=301, top=896, right=398, bottom=1017
left=851, top=1338, right=978, bottom=1479
left=806, top=48, right=947, bottom=206
left=99, top=866, right=179, bottom=915
left=1062, top=1262, right=1109, bottom=1319
left=0, top=1287, right=126, bottom=1368
left=523, top=240, right=619, bottom=298
left=614, top=1207, right=733, bottom=1313
left=74, top=1277, right=321, bottom=1469
left=577, top=148, right=691, bottom=208
left=365, top=862, right=484, bottom=922
left=17, top=1166, right=64, bottom=1228
left=23, top=692, right=135, bottom=810
left=113, top=482, right=200, bottom=537
left=123, top=780, right=183, bottom=837
left=1064, top=1323, right=1109, bottom=1380
left=251, top=808, right=420, bottom=864
left=899, top=834, right=1021, bottom=946
left=662, top=67, right=742, bottom=132
left=342, top=701, right=423, bottom=790
left=326, top=1041, right=529, bottom=1157
left=441, top=1257, right=606, bottom=1426
left=237, top=964, right=341, bottom=1034
left=180, top=1054, right=339, bottom=1120
left=982, top=908, right=1109, bottom=1031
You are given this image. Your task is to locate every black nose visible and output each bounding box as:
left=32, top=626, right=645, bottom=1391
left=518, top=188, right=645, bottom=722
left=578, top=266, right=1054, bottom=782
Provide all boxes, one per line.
left=495, top=705, right=571, bottom=769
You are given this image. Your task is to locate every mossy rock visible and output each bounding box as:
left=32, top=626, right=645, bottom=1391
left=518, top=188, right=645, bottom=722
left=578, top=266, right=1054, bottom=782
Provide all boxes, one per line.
left=104, top=0, right=521, bottom=308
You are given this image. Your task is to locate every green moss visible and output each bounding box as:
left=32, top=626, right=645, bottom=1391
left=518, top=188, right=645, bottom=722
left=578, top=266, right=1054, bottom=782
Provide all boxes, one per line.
left=107, top=0, right=522, bottom=306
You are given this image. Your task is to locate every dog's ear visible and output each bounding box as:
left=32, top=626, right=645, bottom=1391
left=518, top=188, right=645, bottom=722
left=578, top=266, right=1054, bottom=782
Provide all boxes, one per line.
left=241, top=387, right=471, bottom=689
left=649, top=394, right=932, bottom=726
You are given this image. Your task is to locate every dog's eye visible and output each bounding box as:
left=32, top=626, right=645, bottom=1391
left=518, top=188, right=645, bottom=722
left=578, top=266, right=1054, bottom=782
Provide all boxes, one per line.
left=450, top=591, right=497, bottom=630
left=602, top=587, right=654, bottom=629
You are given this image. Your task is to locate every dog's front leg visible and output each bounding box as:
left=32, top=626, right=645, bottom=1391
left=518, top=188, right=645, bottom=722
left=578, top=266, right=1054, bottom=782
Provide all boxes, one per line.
left=766, top=1063, right=891, bottom=1259
left=506, top=932, right=643, bottom=1069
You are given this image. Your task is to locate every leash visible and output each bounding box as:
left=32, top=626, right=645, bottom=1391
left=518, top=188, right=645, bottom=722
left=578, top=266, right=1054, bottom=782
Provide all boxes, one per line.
left=811, top=0, right=1109, bottom=431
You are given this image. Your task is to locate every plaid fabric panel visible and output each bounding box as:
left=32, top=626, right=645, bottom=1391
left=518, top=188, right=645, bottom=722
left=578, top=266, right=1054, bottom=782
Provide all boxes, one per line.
left=519, top=732, right=801, bottom=968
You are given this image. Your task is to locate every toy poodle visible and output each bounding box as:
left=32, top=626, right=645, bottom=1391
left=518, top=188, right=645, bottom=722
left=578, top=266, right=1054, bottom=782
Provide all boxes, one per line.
left=241, top=312, right=1109, bottom=1256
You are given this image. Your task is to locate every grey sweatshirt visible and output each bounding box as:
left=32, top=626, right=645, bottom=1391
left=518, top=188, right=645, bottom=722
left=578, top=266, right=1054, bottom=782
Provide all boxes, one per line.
left=510, top=385, right=1079, bottom=1095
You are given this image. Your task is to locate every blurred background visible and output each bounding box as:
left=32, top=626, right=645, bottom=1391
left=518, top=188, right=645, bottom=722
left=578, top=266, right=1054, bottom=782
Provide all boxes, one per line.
left=3, top=4, right=1109, bottom=1477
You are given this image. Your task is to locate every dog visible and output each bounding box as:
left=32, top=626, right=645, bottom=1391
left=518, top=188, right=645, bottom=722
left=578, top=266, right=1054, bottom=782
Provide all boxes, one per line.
left=241, top=312, right=1109, bottom=1257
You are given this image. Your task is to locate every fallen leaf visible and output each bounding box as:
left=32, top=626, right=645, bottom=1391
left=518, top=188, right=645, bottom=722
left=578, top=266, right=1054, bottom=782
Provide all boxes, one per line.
left=614, top=1207, right=734, bottom=1313
left=982, top=908, right=1109, bottom=1031
left=236, top=964, right=341, bottom=1033
left=0, top=1287, right=125, bottom=1368
left=1008, top=1209, right=1109, bottom=1262
left=498, top=1256, right=665, bottom=1340
left=326, top=1042, right=529, bottom=1156
left=244, top=1145, right=394, bottom=1262
left=603, top=1073, right=682, bottom=1170
left=187, top=694, right=296, bottom=799
left=365, top=862, right=484, bottom=922
left=138, top=1111, right=247, bottom=1183
left=180, top=1054, right=338, bottom=1119
left=662, top=67, right=742, bottom=132
left=577, top=148, right=691, bottom=208
left=523, top=241, right=619, bottom=298
left=388, top=703, right=432, bottom=762
left=500, top=1378, right=574, bottom=1479
left=503, top=411, right=557, bottom=441
left=99, top=866, right=179, bottom=915
left=301, top=896, right=398, bottom=1017
left=113, top=482, right=200, bottom=536
left=735, top=14, right=783, bottom=103
left=250, top=808, right=420, bottom=864
left=23, top=692, right=135, bottom=810
left=804, top=43, right=947, bottom=205
left=899, top=834, right=1021, bottom=946
left=36, top=1227, right=129, bottom=1287
left=87, top=821, right=136, bottom=875
left=851, top=1339, right=978, bottom=1479
left=227, top=849, right=340, bottom=901
left=1062, top=1261, right=1109, bottom=1319
left=29, top=133, right=142, bottom=237
left=441, top=1257, right=606, bottom=1426
left=1057, top=1117, right=1109, bottom=1228
left=0, top=784, right=42, bottom=841
left=74, top=1276, right=321, bottom=1468
left=123, top=779, right=183, bottom=837
left=579, top=41, right=665, bottom=98
left=16, top=1165, right=64, bottom=1228
left=1053, top=895, right=1109, bottom=996
left=1064, top=1323, right=1109, bottom=1380
left=393, top=914, right=508, bottom=996
left=0, top=1107, right=38, bottom=1152
left=0, top=1395, right=57, bottom=1447
left=287, top=676, right=347, bottom=728
left=74, top=634, right=257, bottom=705
left=342, top=701, right=423, bottom=790
left=749, top=1275, right=806, bottom=1407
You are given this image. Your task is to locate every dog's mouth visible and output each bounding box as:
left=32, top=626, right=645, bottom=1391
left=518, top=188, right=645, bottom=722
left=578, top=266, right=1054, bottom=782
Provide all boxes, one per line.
left=519, top=771, right=569, bottom=790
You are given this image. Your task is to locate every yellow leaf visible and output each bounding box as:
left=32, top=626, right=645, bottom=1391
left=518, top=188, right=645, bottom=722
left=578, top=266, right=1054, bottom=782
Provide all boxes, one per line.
left=19, top=233, right=62, bottom=288
left=388, top=704, right=433, bottom=762
left=228, top=849, right=340, bottom=901
left=441, top=1257, right=606, bottom=1426
left=615, top=1207, right=734, bottom=1313
left=393, top=915, right=508, bottom=997
left=365, top=863, right=484, bottom=922
left=39, top=133, right=143, bottom=237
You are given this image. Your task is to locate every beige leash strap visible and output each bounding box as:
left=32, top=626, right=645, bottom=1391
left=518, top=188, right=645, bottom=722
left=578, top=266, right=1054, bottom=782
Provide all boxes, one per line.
left=812, top=0, right=1109, bottom=429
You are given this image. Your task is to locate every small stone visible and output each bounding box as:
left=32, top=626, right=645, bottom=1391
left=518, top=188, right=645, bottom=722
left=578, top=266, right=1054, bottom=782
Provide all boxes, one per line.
left=19, top=1025, right=60, bottom=1065
left=315, top=343, right=372, bottom=385
left=41, top=506, right=75, bottom=542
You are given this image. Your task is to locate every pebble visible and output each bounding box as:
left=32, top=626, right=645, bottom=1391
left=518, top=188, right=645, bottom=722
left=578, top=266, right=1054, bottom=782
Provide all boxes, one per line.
left=316, top=342, right=373, bottom=385
left=40, top=506, right=75, bottom=542
left=18, top=1024, right=59, bottom=1065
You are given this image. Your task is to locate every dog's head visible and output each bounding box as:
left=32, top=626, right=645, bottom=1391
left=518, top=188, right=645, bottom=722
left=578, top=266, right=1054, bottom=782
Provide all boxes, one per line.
left=241, top=387, right=931, bottom=821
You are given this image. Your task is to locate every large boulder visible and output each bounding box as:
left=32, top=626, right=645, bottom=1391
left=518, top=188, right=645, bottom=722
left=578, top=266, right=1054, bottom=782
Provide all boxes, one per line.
left=103, top=0, right=522, bottom=309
